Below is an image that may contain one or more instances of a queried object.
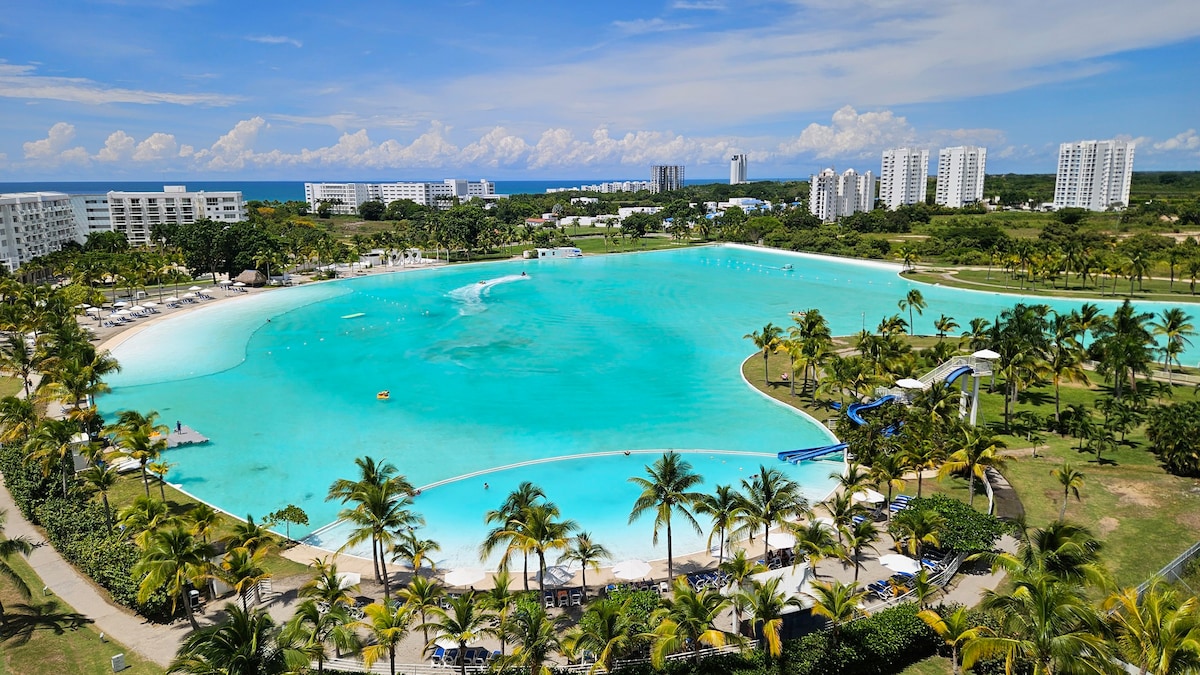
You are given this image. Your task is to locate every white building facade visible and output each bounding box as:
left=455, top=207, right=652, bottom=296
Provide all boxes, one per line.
left=304, top=183, right=371, bottom=214
left=305, top=180, right=496, bottom=213
left=879, top=148, right=929, bottom=209
left=69, top=194, right=113, bottom=236
left=650, top=165, right=685, bottom=193
left=730, top=154, right=748, bottom=185
left=107, top=185, right=245, bottom=247
left=1053, top=140, right=1135, bottom=211
left=935, top=146, right=987, bottom=208
left=0, top=192, right=83, bottom=272
left=809, top=168, right=875, bottom=223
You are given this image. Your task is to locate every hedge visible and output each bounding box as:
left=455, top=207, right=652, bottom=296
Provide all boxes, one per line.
left=906, top=494, right=1004, bottom=555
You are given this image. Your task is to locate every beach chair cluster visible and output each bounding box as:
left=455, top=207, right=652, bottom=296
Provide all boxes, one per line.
left=541, top=587, right=584, bottom=609
left=429, top=646, right=499, bottom=669
left=603, top=580, right=666, bottom=596
left=686, top=570, right=732, bottom=591
left=764, top=547, right=796, bottom=570
left=867, top=572, right=916, bottom=600
left=887, top=495, right=913, bottom=514
left=315, top=598, right=369, bottom=620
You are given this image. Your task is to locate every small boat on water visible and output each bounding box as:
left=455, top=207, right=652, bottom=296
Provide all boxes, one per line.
left=377, top=391, right=390, bottom=400
left=781, top=264, right=794, bottom=270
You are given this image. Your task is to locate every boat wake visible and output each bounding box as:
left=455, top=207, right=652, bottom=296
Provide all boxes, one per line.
left=447, top=274, right=530, bottom=315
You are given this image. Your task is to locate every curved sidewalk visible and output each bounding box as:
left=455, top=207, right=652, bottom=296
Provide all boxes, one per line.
left=0, top=475, right=186, bottom=667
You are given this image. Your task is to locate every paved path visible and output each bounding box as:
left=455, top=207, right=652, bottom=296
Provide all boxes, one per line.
left=0, top=474, right=188, bottom=667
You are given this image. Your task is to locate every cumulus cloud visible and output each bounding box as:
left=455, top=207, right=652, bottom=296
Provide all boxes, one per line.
left=96, top=130, right=136, bottom=162
left=1152, top=129, right=1200, bottom=153
left=612, top=18, right=695, bottom=34
left=0, top=63, right=236, bottom=106
left=245, top=35, right=303, bottom=48
left=23, top=122, right=89, bottom=163
left=194, top=117, right=267, bottom=170
left=672, top=0, right=725, bottom=9
left=778, top=106, right=917, bottom=158
left=133, top=132, right=181, bottom=161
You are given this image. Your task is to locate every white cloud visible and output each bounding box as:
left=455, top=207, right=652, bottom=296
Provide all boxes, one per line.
left=1152, top=129, right=1200, bottom=153
left=778, top=106, right=916, bottom=158
left=459, top=127, right=532, bottom=167
left=672, top=0, right=725, bottom=9
left=96, top=131, right=136, bottom=162
left=0, top=63, right=237, bottom=106
left=612, top=18, right=695, bottom=35
left=193, top=117, right=267, bottom=170
left=245, top=35, right=303, bottom=48
left=133, top=132, right=181, bottom=162
left=23, top=122, right=88, bottom=163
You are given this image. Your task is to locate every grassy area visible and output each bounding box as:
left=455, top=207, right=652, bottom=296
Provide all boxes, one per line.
left=572, top=236, right=693, bottom=255
left=0, top=377, right=22, bottom=399
left=105, top=472, right=310, bottom=579
left=907, top=268, right=1200, bottom=304
left=897, top=656, right=954, bottom=675
left=0, top=546, right=162, bottom=675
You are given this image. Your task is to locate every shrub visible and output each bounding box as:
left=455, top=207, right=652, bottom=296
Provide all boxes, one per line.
left=907, top=494, right=1004, bottom=554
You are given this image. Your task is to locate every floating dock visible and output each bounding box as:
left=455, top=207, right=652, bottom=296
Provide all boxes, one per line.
left=167, top=425, right=209, bottom=448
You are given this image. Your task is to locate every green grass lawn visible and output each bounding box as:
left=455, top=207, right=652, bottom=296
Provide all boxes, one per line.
left=0, top=377, right=22, bottom=399
left=908, top=267, right=1200, bottom=305
left=897, top=655, right=954, bottom=675
left=0, top=548, right=162, bottom=675
left=572, top=236, right=694, bottom=255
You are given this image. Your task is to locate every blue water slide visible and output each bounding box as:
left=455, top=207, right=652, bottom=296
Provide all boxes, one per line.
left=777, top=443, right=848, bottom=463
left=846, top=394, right=897, bottom=425
left=942, top=365, right=974, bottom=385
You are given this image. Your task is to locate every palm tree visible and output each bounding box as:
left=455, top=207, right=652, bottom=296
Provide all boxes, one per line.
left=482, top=481, right=548, bottom=592
left=521, top=503, right=578, bottom=594
left=839, top=518, right=879, bottom=583
left=822, top=490, right=867, bottom=545
left=79, top=463, right=119, bottom=534
left=334, top=479, right=418, bottom=602
left=891, top=507, right=944, bottom=561
left=0, top=396, right=38, bottom=444
left=24, top=417, right=78, bottom=498
left=397, top=575, right=444, bottom=648
left=133, top=526, right=215, bottom=631
left=693, top=484, right=745, bottom=565
left=899, top=288, right=926, bottom=335
left=500, top=600, right=566, bottom=675
left=282, top=600, right=359, bottom=674
left=738, top=465, right=808, bottom=563
left=1051, top=463, right=1086, bottom=521
left=0, top=508, right=35, bottom=627
left=868, top=452, right=907, bottom=523
left=479, top=571, right=516, bottom=656
left=300, top=558, right=359, bottom=609
left=391, top=528, right=440, bottom=576
left=220, top=547, right=271, bottom=610
left=649, top=578, right=735, bottom=666
left=985, top=520, right=1108, bottom=588
left=806, top=580, right=868, bottom=646
left=148, top=460, right=173, bottom=501
left=1046, top=314, right=1089, bottom=424
left=933, top=314, right=958, bottom=340
left=558, top=532, right=609, bottom=600
left=937, top=426, right=1011, bottom=508
left=108, top=410, right=169, bottom=497
left=900, top=440, right=943, bottom=498
left=1103, top=579, right=1200, bottom=675
left=917, top=606, right=982, bottom=675
left=738, top=577, right=802, bottom=659
left=169, top=603, right=303, bottom=674
left=793, top=520, right=836, bottom=577
left=119, top=495, right=179, bottom=548
left=356, top=601, right=411, bottom=675
left=421, top=592, right=496, bottom=675
left=0, top=332, right=43, bottom=398
left=719, top=549, right=766, bottom=634
left=326, top=456, right=415, bottom=587
left=223, top=514, right=275, bottom=555
left=744, top=323, right=783, bottom=385
left=1151, top=308, right=1196, bottom=384
left=563, top=598, right=636, bottom=675
left=628, top=451, right=704, bottom=581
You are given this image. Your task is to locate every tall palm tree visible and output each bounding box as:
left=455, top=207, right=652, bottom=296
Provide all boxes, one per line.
left=738, top=577, right=802, bottom=659
left=334, top=479, right=419, bottom=602
left=806, top=580, right=868, bottom=646
left=0, top=396, right=38, bottom=444
left=479, top=571, right=516, bottom=656
left=793, top=520, right=836, bottom=578
left=985, top=520, right=1108, bottom=588
left=917, top=606, right=982, bottom=675
left=79, top=464, right=119, bottom=534
left=397, top=575, right=444, bottom=648
left=693, top=484, right=745, bottom=566
left=738, top=465, right=808, bottom=563
left=839, top=518, right=879, bottom=583
left=390, top=528, right=440, bottom=576
left=482, top=481, right=549, bottom=592
left=744, top=323, right=783, bottom=385
left=937, top=425, right=1011, bottom=508
left=133, top=526, right=215, bottom=631
left=1046, top=314, right=1089, bottom=424
left=868, top=452, right=907, bottom=523
left=421, top=592, right=496, bottom=675
left=187, top=503, right=223, bottom=545
left=223, top=514, right=275, bottom=555
left=1051, top=463, right=1086, bottom=521
left=649, top=578, right=735, bottom=666
left=628, top=451, right=705, bottom=581
left=521, top=503, right=578, bottom=594
left=822, top=490, right=867, bottom=545
left=500, top=600, right=567, bottom=675
left=24, top=417, right=78, bottom=498
left=119, top=495, right=180, bottom=548
left=326, top=456, right=415, bottom=586
left=169, top=603, right=303, bottom=674
left=356, top=602, right=411, bottom=675
left=0, top=332, right=43, bottom=399
left=900, top=440, right=943, bottom=498
left=563, top=598, right=636, bottom=675
left=108, top=410, right=169, bottom=497
left=219, top=547, right=271, bottom=610
left=1151, top=308, right=1196, bottom=384
left=1, top=508, right=35, bottom=627
left=891, top=507, right=944, bottom=560
left=933, top=314, right=959, bottom=340
left=282, top=600, right=359, bottom=674
left=558, top=532, right=609, bottom=600
left=899, top=288, right=926, bottom=335
left=300, top=558, right=359, bottom=609
left=719, top=549, right=766, bottom=634
left=1103, top=579, right=1200, bottom=675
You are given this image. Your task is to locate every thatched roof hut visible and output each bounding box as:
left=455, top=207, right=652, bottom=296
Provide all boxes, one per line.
left=234, top=269, right=267, bottom=286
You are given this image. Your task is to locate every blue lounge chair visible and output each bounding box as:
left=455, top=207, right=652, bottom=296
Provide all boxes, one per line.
left=430, top=646, right=446, bottom=665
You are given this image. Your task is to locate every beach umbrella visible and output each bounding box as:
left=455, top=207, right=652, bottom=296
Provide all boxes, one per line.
left=762, top=531, right=796, bottom=550
left=188, top=285, right=203, bottom=291
left=972, top=349, right=1000, bottom=360
left=878, top=554, right=921, bottom=575
left=182, top=293, right=197, bottom=299
left=199, top=289, right=215, bottom=295
left=85, top=307, right=102, bottom=315
left=143, top=301, right=158, bottom=308
left=218, top=279, right=232, bottom=286
left=444, top=566, right=486, bottom=587
left=851, top=488, right=886, bottom=504
left=536, top=565, right=576, bottom=587
left=233, top=281, right=246, bottom=287
left=895, top=378, right=925, bottom=389
left=113, top=301, right=128, bottom=308
left=334, top=571, right=361, bottom=587
left=130, top=305, right=146, bottom=312
left=611, top=559, right=652, bottom=580
left=164, top=296, right=179, bottom=303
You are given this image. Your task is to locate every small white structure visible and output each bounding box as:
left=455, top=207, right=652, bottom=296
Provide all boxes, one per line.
left=532, top=247, right=582, bottom=259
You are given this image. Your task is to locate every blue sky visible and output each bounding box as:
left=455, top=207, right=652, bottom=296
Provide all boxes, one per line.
left=1, top=0, right=1199, bottom=180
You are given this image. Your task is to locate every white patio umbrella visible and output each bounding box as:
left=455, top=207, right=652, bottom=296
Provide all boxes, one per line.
left=443, top=566, right=486, bottom=587
left=113, top=301, right=128, bottom=308
left=130, top=305, right=146, bottom=312
left=233, top=281, right=246, bottom=287
left=972, top=349, right=1000, bottom=360
left=85, top=307, right=102, bottom=315
left=611, top=559, right=652, bottom=580
left=851, top=488, right=886, bottom=504
left=536, top=565, right=576, bottom=587
left=763, top=531, right=796, bottom=550
left=182, top=293, right=197, bottom=299
left=878, top=554, right=922, bottom=575
left=334, top=571, right=361, bottom=587
left=164, top=296, right=179, bottom=303
left=218, top=279, right=232, bottom=286
left=895, top=378, right=925, bottom=389
left=199, top=289, right=215, bottom=295
left=188, top=285, right=203, bottom=291
left=143, top=301, right=158, bottom=308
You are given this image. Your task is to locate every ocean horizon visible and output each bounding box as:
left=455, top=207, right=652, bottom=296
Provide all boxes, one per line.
left=0, top=178, right=797, bottom=202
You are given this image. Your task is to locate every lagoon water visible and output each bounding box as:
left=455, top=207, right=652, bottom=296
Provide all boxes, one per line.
left=101, top=245, right=1183, bottom=567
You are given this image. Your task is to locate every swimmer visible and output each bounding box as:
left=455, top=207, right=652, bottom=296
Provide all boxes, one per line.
left=484, top=482, right=489, bottom=489
left=623, top=451, right=631, bottom=456
left=521, top=271, right=527, bottom=276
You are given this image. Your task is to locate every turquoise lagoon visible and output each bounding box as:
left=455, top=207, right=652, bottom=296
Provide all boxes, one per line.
left=101, top=245, right=1182, bottom=567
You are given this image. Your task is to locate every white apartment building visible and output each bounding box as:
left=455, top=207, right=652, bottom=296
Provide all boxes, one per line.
left=69, top=194, right=113, bottom=236
left=0, top=192, right=84, bottom=272
left=107, top=185, right=245, bottom=246
left=547, top=181, right=650, bottom=193
left=650, top=165, right=685, bottom=194
left=304, top=183, right=371, bottom=215
left=935, top=146, right=987, bottom=208
left=730, top=154, right=748, bottom=185
left=879, top=148, right=929, bottom=209
left=810, top=168, right=875, bottom=222
left=1053, top=140, right=1135, bottom=211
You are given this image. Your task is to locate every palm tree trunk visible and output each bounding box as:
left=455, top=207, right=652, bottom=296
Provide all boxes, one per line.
left=967, top=466, right=976, bottom=506
left=763, top=351, right=770, bottom=385
left=102, top=494, right=112, bottom=534
left=459, top=641, right=468, bottom=675
left=380, top=549, right=391, bottom=601
left=523, top=553, right=530, bottom=592
left=390, top=644, right=397, bottom=675
left=141, top=464, right=150, bottom=497
left=666, top=516, right=674, bottom=581
left=537, top=550, right=546, bottom=595
left=184, top=590, right=199, bottom=630
left=1060, top=489, right=1068, bottom=520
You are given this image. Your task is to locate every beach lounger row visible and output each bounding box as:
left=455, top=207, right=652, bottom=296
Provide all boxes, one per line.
left=541, top=588, right=583, bottom=608
left=603, top=580, right=667, bottom=596
left=686, top=570, right=732, bottom=590
left=429, top=646, right=499, bottom=668
left=888, top=495, right=913, bottom=513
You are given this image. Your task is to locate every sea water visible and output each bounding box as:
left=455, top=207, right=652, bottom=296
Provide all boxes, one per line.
left=101, top=245, right=1185, bottom=567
